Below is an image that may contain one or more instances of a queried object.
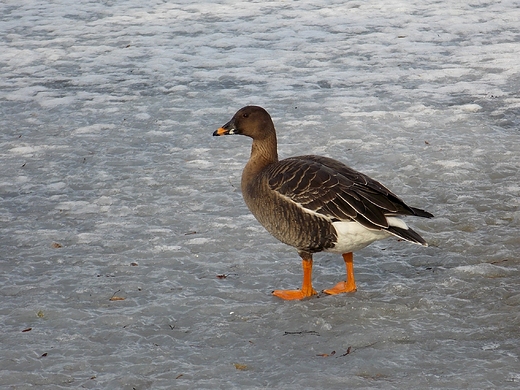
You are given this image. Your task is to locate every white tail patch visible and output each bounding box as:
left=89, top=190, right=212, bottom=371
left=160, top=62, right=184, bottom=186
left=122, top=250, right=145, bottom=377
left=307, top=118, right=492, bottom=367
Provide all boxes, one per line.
left=386, top=216, right=409, bottom=230
left=328, top=221, right=391, bottom=254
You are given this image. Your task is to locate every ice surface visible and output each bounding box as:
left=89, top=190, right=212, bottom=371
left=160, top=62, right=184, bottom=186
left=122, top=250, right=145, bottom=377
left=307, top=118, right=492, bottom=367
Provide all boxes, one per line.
left=1, top=0, right=519, bottom=388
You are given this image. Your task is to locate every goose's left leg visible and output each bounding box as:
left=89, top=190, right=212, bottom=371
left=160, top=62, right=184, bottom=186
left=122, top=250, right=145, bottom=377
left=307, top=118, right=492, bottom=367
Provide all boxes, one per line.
left=323, top=252, right=357, bottom=295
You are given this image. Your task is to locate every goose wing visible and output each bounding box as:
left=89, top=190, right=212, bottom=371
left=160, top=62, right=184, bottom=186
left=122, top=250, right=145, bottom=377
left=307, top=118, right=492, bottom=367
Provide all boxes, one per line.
left=267, top=155, right=432, bottom=231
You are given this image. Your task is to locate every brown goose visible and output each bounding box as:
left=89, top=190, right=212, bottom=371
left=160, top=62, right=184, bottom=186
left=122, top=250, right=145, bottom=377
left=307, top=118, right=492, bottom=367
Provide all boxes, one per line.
left=213, top=106, right=433, bottom=300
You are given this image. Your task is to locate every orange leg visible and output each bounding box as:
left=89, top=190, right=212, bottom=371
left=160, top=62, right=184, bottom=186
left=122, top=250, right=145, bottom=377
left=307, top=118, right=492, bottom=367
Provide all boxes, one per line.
left=272, top=259, right=318, bottom=300
left=323, top=252, right=357, bottom=295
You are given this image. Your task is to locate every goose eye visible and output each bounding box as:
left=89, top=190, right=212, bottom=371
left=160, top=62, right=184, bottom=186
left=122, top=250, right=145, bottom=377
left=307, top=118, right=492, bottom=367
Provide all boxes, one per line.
left=242, top=113, right=249, bottom=118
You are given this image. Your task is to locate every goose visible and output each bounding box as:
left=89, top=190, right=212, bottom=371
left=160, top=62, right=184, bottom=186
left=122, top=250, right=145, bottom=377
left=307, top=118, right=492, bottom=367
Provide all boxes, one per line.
left=213, top=106, right=433, bottom=300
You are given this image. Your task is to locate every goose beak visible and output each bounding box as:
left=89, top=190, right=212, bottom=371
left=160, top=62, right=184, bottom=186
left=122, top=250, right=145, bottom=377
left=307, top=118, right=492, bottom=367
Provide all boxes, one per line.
left=213, top=120, right=237, bottom=136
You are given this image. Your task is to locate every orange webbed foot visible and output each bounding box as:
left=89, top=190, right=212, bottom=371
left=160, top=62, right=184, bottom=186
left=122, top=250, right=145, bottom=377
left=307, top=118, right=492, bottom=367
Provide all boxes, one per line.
left=323, top=280, right=357, bottom=295
left=272, top=288, right=318, bottom=300
left=272, top=258, right=317, bottom=300
left=323, top=252, right=357, bottom=295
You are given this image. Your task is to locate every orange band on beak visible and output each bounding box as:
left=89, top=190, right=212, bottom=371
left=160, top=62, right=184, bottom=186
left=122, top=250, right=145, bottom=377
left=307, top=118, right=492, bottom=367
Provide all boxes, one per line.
left=213, top=127, right=229, bottom=136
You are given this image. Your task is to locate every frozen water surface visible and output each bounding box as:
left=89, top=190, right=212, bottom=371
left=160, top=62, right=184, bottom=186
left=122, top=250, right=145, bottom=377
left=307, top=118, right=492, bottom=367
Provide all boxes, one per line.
left=1, top=0, right=519, bottom=388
